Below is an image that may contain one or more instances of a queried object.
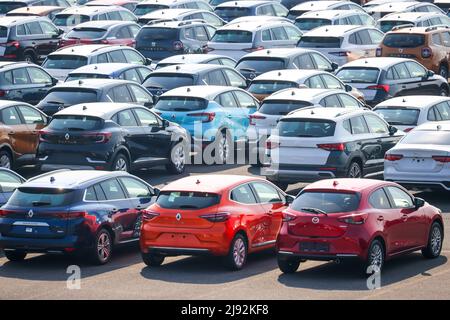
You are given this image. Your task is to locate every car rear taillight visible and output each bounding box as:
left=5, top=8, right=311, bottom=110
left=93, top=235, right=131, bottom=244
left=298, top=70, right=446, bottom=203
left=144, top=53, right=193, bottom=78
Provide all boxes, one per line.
left=282, top=212, right=297, bottom=222
left=142, top=209, right=159, bottom=221
left=187, top=112, right=215, bottom=123
left=432, top=156, right=450, bottom=163
left=249, top=114, right=266, bottom=125
left=0, top=89, right=6, bottom=97
left=317, top=143, right=345, bottom=151
left=90, top=132, right=112, bottom=144
left=6, top=41, right=19, bottom=48
left=367, top=84, right=390, bottom=92
left=66, top=211, right=89, bottom=219
left=265, top=140, right=279, bottom=149
left=0, top=209, right=17, bottom=217
left=199, top=212, right=230, bottom=222
left=39, top=130, right=50, bottom=142
left=243, top=45, right=264, bottom=53
left=203, top=46, right=214, bottom=53
left=422, top=47, right=432, bottom=58
left=384, top=154, right=403, bottom=161
left=403, top=127, right=413, bottom=132
left=375, top=47, right=382, bottom=57
left=329, top=51, right=348, bottom=56
left=338, top=213, right=367, bottom=225
left=173, top=41, right=183, bottom=51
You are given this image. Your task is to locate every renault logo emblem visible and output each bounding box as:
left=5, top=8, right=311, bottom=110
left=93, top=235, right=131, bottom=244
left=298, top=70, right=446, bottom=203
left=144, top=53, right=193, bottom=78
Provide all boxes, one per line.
left=65, top=133, right=70, bottom=140
left=176, top=213, right=182, bottom=221
left=27, top=209, right=34, bottom=218
left=312, top=217, right=319, bottom=224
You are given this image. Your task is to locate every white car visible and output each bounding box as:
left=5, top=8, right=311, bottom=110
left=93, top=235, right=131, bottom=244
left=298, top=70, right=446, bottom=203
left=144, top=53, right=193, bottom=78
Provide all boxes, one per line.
left=133, top=0, right=213, bottom=17
left=374, top=95, right=450, bottom=132
left=297, top=25, right=384, bottom=66
left=377, top=12, right=450, bottom=33
left=368, top=1, right=445, bottom=20
left=362, top=0, right=412, bottom=11
left=137, top=8, right=225, bottom=27
left=287, top=0, right=365, bottom=20
left=384, top=121, right=450, bottom=191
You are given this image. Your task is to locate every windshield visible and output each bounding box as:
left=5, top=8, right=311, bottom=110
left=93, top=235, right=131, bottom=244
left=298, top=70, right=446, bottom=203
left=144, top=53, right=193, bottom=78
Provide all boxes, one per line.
left=211, top=30, right=253, bottom=43
left=249, top=81, right=298, bottom=95
left=214, top=7, right=251, bottom=20
left=382, top=33, right=425, bottom=48
left=8, top=187, right=77, bottom=207
left=42, top=89, right=98, bottom=105
left=156, top=191, right=220, bottom=209
left=379, top=20, right=412, bottom=33
left=295, top=18, right=331, bottom=31
left=53, top=14, right=91, bottom=27
left=144, top=74, right=194, bottom=89
left=401, top=130, right=450, bottom=145
left=259, top=100, right=312, bottom=115
left=65, top=28, right=107, bottom=39
left=155, top=97, right=208, bottom=112
left=48, top=115, right=104, bottom=131
left=0, top=2, right=26, bottom=14
left=278, top=118, right=336, bottom=137
left=237, top=58, right=285, bottom=73
left=374, top=107, right=419, bottom=126
left=291, top=191, right=360, bottom=213
left=134, top=4, right=168, bottom=16
left=336, top=67, right=380, bottom=83
left=137, top=27, right=179, bottom=41
left=298, top=36, right=342, bottom=48
left=42, top=55, right=88, bottom=70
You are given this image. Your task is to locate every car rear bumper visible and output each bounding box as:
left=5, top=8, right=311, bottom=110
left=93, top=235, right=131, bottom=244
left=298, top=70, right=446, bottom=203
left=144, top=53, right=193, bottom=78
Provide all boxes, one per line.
left=0, top=234, right=81, bottom=253
left=384, top=167, right=450, bottom=190
left=277, top=251, right=360, bottom=262
left=263, top=167, right=340, bottom=183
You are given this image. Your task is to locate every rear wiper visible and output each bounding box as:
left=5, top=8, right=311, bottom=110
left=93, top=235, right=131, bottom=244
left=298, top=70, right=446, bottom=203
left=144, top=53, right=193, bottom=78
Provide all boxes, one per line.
left=296, top=134, right=315, bottom=137
left=32, top=201, right=51, bottom=207
left=46, top=101, right=65, bottom=104
left=173, top=108, right=191, bottom=112
left=67, top=127, right=85, bottom=131
left=301, top=207, right=327, bottom=216
left=146, top=84, right=163, bottom=89
left=239, top=68, right=256, bottom=72
left=178, top=205, right=198, bottom=209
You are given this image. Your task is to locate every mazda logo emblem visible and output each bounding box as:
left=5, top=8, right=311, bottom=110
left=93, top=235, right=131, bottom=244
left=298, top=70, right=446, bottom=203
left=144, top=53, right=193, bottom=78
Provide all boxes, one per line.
left=312, top=217, right=319, bottom=224
left=65, top=133, right=70, bottom=140
left=27, top=209, right=34, bottom=218
left=176, top=213, right=182, bottom=221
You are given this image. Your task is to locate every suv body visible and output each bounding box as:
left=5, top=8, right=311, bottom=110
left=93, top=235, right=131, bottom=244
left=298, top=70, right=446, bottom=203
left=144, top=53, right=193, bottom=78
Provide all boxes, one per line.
left=156, top=53, right=236, bottom=69
left=214, top=0, right=288, bottom=23
left=235, top=48, right=336, bottom=80
left=206, top=20, right=302, bottom=61
left=134, top=0, right=213, bottom=17
left=0, top=16, right=63, bottom=63
left=137, top=8, right=225, bottom=27
left=135, top=20, right=216, bottom=61
left=59, top=20, right=141, bottom=48
left=0, top=170, right=158, bottom=264
left=377, top=12, right=450, bottom=33
left=335, top=57, right=449, bottom=105
left=66, top=63, right=152, bottom=83
left=294, top=9, right=376, bottom=32
left=287, top=0, right=365, bottom=20
left=263, top=107, right=404, bottom=189
left=42, top=44, right=150, bottom=81
left=37, top=103, right=188, bottom=172
left=143, top=63, right=247, bottom=97
left=0, top=168, right=24, bottom=206
left=0, top=0, right=71, bottom=16
left=368, top=1, right=445, bottom=20
left=36, top=79, right=153, bottom=116
left=0, top=100, right=48, bottom=168
left=377, top=25, right=450, bottom=79
left=297, top=25, right=385, bottom=66
left=6, top=5, right=64, bottom=20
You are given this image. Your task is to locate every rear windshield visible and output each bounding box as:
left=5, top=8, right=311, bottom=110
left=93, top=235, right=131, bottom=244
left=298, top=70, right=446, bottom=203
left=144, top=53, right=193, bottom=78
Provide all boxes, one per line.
left=53, top=14, right=91, bottom=27
left=336, top=67, right=380, bottom=84
left=278, top=118, right=336, bottom=137
left=382, top=33, right=425, bottom=48
left=156, top=191, right=220, bottom=210
left=134, top=4, right=168, bottom=16
left=298, top=36, right=342, bottom=48
left=211, top=30, right=253, bottom=43
left=65, top=73, right=111, bottom=82
left=215, top=7, right=251, bottom=20
left=155, top=97, right=207, bottom=112
left=42, top=89, right=98, bottom=105
left=144, top=74, right=194, bottom=89
left=137, top=27, right=179, bottom=41
left=291, top=191, right=360, bottom=213
left=400, top=130, right=450, bottom=145
left=8, top=187, right=77, bottom=207
left=65, top=28, right=107, bottom=39
left=249, top=81, right=298, bottom=95
left=42, top=55, right=88, bottom=70
left=237, top=58, right=285, bottom=73
left=259, top=100, right=312, bottom=115
left=0, top=2, right=26, bottom=14
left=0, top=26, right=8, bottom=38
left=48, top=115, right=104, bottom=131
left=295, top=18, right=331, bottom=31
left=379, top=20, right=412, bottom=33
left=374, top=107, right=419, bottom=126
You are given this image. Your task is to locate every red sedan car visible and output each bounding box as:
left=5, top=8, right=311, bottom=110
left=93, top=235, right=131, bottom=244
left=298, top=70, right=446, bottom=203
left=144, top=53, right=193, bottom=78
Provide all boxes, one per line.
left=140, top=175, right=293, bottom=270
left=277, top=179, right=444, bottom=274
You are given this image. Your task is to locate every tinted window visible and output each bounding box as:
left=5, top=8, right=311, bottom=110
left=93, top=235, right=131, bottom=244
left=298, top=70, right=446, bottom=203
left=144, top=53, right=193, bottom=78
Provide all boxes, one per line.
left=230, top=184, right=256, bottom=204
left=259, top=100, right=312, bottom=115
left=295, top=18, right=331, bottom=31
left=8, top=187, right=76, bottom=207
left=294, top=53, right=314, bottom=69
left=249, top=80, right=297, bottom=94
left=144, top=74, right=194, bottom=89
left=48, top=115, right=102, bottom=130
left=137, top=27, right=178, bottom=41
left=236, top=58, right=285, bottom=73
left=350, top=116, right=369, bottom=134
left=271, top=27, right=288, bottom=40
left=5, top=68, right=30, bottom=84
left=406, top=62, right=426, bottom=78
left=108, top=85, right=133, bottom=103
left=134, top=4, right=167, bottom=16
left=375, top=108, right=419, bottom=126
left=252, top=182, right=282, bottom=203
left=66, top=27, right=107, bottom=39
left=291, top=191, right=360, bottom=213
left=338, top=94, right=360, bottom=109
left=435, top=102, right=450, bottom=120
left=311, top=53, right=332, bottom=70
left=321, top=74, right=344, bottom=90
left=369, top=188, right=391, bottom=209
left=156, top=191, right=220, bottom=209
left=123, top=49, right=145, bottom=64
left=211, top=30, right=252, bottom=43
left=223, top=69, right=246, bottom=87
left=17, top=106, right=45, bottom=125
left=0, top=3, right=25, bottom=14
left=234, top=91, right=257, bottom=109
left=278, top=119, right=336, bottom=137
left=214, top=7, right=250, bottom=20
left=100, top=179, right=126, bottom=200
left=155, top=97, right=207, bottom=112
left=382, top=33, right=425, bottom=48
left=119, top=177, right=152, bottom=198
left=115, top=109, right=138, bottom=127
left=336, top=67, right=379, bottom=83
left=298, top=36, right=342, bottom=48
left=204, top=70, right=227, bottom=86
left=216, top=92, right=238, bottom=108
left=108, top=50, right=127, bottom=63
left=84, top=186, right=97, bottom=201
left=0, top=171, right=22, bottom=192
left=322, top=95, right=342, bottom=108
left=53, top=14, right=90, bottom=27
left=393, top=63, right=410, bottom=79
left=120, top=69, right=140, bottom=82
left=134, top=108, right=158, bottom=126
left=0, top=107, right=22, bottom=125
left=42, top=55, right=88, bottom=69
left=28, top=67, right=52, bottom=84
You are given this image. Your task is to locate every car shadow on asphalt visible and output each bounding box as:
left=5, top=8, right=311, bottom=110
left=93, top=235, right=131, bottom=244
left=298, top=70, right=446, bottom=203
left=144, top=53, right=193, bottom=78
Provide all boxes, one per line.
left=277, top=253, right=448, bottom=291
left=0, top=243, right=142, bottom=282
left=140, top=249, right=279, bottom=284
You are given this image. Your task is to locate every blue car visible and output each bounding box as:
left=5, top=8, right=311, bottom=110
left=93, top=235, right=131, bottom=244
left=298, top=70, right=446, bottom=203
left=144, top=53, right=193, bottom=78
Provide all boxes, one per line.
left=0, top=168, right=25, bottom=207
left=0, top=170, right=158, bottom=264
left=65, top=63, right=154, bottom=83
left=153, top=85, right=259, bottom=162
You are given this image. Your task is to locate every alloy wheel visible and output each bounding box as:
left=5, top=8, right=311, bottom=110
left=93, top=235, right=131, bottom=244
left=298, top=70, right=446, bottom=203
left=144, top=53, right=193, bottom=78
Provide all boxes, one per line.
left=233, top=238, right=246, bottom=268
left=0, top=154, right=11, bottom=169
left=431, top=225, right=442, bottom=256
left=97, top=233, right=111, bottom=262
left=348, top=163, right=361, bottom=178
left=114, top=158, right=128, bottom=171
left=369, top=243, right=383, bottom=268
left=172, top=144, right=185, bottom=171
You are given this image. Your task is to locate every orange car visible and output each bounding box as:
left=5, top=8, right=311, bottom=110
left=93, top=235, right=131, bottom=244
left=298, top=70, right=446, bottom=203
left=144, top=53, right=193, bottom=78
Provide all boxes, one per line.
left=140, top=175, right=293, bottom=270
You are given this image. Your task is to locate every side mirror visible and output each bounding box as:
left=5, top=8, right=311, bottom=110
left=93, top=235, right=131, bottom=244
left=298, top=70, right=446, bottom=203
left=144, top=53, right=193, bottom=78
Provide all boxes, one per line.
left=427, top=70, right=435, bottom=78
left=414, top=197, right=425, bottom=209
left=245, top=79, right=252, bottom=88
left=162, top=119, right=170, bottom=128
left=58, top=28, right=64, bottom=35
left=285, top=195, right=295, bottom=205
left=51, top=77, right=58, bottom=86
left=331, top=62, right=339, bottom=71
left=144, top=101, right=153, bottom=108
left=388, top=125, right=398, bottom=136
left=145, top=58, right=152, bottom=66
left=153, top=187, right=160, bottom=197
left=344, top=84, right=353, bottom=92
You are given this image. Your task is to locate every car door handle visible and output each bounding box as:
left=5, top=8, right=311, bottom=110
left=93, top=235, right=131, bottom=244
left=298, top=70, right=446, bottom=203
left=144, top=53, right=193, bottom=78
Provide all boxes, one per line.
left=377, top=216, right=384, bottom=221
left=266, top=210, right=274, bottom=215
left=402, top=214, right=408, bottom=220
left=31, top=42, right=36, bottom=45
left=8, top=131, right=15, bottom=135
left=135, top=205, right=143, bottom=211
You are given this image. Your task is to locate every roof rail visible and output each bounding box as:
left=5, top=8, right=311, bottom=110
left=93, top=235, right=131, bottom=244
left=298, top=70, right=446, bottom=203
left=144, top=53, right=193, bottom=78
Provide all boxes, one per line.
left=391, top=23, right=415, bottom=31
left=27, top=169, right=72, bottom=182
left=425, top=24, right=450, bottom=32
left=286, top=105, right=317, bottom=116
left=144, top=18, right=176, bottom=25
left=177, top=19, right=207, bottom=26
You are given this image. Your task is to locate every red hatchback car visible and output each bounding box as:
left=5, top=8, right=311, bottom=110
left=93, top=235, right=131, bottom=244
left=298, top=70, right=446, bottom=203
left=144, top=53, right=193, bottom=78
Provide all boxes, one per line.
left=140, top=175, right=293, bottom=270
left=277, top=179, right=444, bottom=274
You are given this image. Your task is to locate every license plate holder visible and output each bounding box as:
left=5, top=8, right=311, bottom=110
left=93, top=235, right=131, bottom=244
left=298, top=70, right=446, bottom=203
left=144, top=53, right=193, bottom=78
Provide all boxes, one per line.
left=299, top=242, right=329, bottom=253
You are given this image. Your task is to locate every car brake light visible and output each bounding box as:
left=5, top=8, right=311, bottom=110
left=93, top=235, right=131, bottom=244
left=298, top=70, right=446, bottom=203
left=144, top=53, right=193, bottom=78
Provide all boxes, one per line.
left=187, top=112, right=215, bottom=123
left=243, top=46, right=264, bottom=53
left=0, top=209, right=17, bottom=217
left=142, top=209, right=159, bottom=221
left=317, top=143, right=345, bottom=151
left=367, top=84, right=390, bottom=92
left=39, top=130, right=50, bottom=142
left=265, top=140, right=279, bottom=149
left=199, top=212, right=230, bottom=222
left=89, top=132, right=112, bottom=144
left=375, top=47, right=382, bottom=57
left=403, top=127, right=413, bottom=132
left=385, top=154, right=403, bottom=161
left=249, top=114, right=266, bottom=125
left=432, top=156, right=450, bottom=163
left=338, top=213, right=367, bottom=225
left=422, top=47, right=432, bottom=58
left=6, top=41, right=19, bottom=48
left=0, top=89, right=6, bottom=97
left=173, top=41, right=183, bottom=51
left=329, top=51, right=348, bottom=56
left=282, top=212, right=297, bottom=222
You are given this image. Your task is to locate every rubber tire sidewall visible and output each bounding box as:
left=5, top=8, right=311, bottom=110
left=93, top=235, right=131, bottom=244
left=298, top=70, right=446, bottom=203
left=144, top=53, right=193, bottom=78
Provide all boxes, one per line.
left=4, top=250, right=27, bottom=262
left=0, top=150, right=13, bottom=169
left=225, top=234, right=248, bottom=271
left=347, top=161, right=363, bottom=178
left=90, top=229, right=113, bottom=265
left=110, top=153, right=129, bottom=172
left=166, top=142, right=186, bottom=174
left=422, top=222, right=443, bottom=259
left=141, top=252, right=165, bottom=267
left=363, top=239, right=385, bottom=275
left=277, top=255, right=300, bottom=274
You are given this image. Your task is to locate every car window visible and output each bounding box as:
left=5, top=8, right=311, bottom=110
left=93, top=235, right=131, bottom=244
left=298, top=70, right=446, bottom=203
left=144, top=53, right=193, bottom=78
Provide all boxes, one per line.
left=262, top=29, right=271, bottom=41
left=435, top=102, right=450, bottom=120
left=321, top=74, right=344, bottom=90
left=406, top=62, right=427, bottom=78
left=17, top=106, right=45, bottom=125
left=114, top=109, right=138, bottom=127
left=348, top=14, right=362, bottom=25
left=428, top=106, right=438, bottom=121
left=108, top=50, right=127, bottom=63
left=343, top=119, right=351, bottom=133
left=28, top=67, right=52, bottom=84
left=321, top=94, right=342, bottom=108
left=338, top=94, right=360, bottom=109
left=364, top=114, right=388, bottom=134
left=129, top=25, right=140, bottom=37
left=99, top=179, right=126, bottom=200
left=0, top=171, right=22, bottom=192
left=205, top=70, right=228, bottom=86
left=251, top=182, right=282, bottom=203
left=291, top=191, right=360, bottom=213
left=271, top=27, right=288, bottom=40
left=119, top=69, right=140, bottom=82
left=257, top=4, right=275, bottom=15
left=386, top=186, right=413, bottom=208
left=116, top=26, right=131, bottom=39
left=119, top=177, right=152, bottom=198
left=310, top=53, right=332, bottom=71
left=123, top=49, right=145, bottom=64
left=6, top=68, right=30, bottom=85
left=305, top=75, right=325, bottom=88
left=284, top=26, right=302, bottom=41
left=84, top=186, right=97, bottom=201
left=369, top=188, right=392, bottom=209
left=216, top=91, right=238, bottom=108
left=223, top=69, right=246, bottom=87
left=107, top=11, right=122, bottom=20
left=27, top=21, right=44, bottom=35
left=441, top=31, right=450, bottom=47
left=134, top=108, right=159, bottom=126
left=184, top=27, right=195, bottom=40
left=230, top=184, right=257, bottom=204
left=350, top=116, right=369, bottom=134
left=368, top=29, right=383, bottom=44
left=108, top=85, right=133, bottom=102
left=294, top=54, right=315, bottom=69
left=40, top=21, right=59, bottom=36
left=137, top=67, right=151, bottom=81
left=233, top=91, right=258, bottom=109
left=432, top=33, right=442, bottom=46
left=194, top=26, right=209, bottom=41
left=393, top=63, right=411, bottom=79
left=0, top=107, right=22, bottom=125
left=97, top=53, right=109, bottom=63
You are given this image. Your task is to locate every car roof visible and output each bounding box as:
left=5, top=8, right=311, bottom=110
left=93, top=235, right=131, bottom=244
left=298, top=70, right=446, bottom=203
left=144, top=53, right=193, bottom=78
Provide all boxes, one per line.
left=0, top=61, right=36, bottom=71
left=302, top=24, right=369, bottom=37
left=160, top=174, right=266, bottom=193
left=387, top=25, right=449, bottom=33
left=68, top=63, right=145, bottom=75
left=291, top=0, right=351, bottom=11
left=283, top=106, right=365, bottom=119
left=416, top=120, right=450, bottom=131
left=229, top=15, right=291, bottom=24
left=53, top=78, right=134, bottom=90
left=143, top=19, right=208, bottom=28
left=71, top=20, right=136, bottom=29
left=87, top=0, right=138, bottom=5
left=216, top=0, right=278, bottom=8
left=157, top=53, right=234, bottom=64
left=0, top=15, right=44, bottom=27
left=304, top=178, right=394, bottom=193
left=379, top=11, right=444, bottom=21
left=7, top=6, right=63, bottom=15
left=138, top=0, right=196, bottom=5
left=152, top=63, right=228, bottom=74
left=265, top=88, right=344, bottom=102
left=239, top=48, right=315, bottom=59
left=252, top=69, right=327, bottom=82
left=51, top=44, right=122, bottom=56
left=299, top=9, right=365, bottom=20
left=54, top=102, right=144, bottom=119
left=368, top=1, right=421, bottom=12
left=339, top=57, right=411, bottom=69
left=374, top=95, right=450, bottom=109
left=0, top=99, right=33, bottom=109
left=140, top=8, right=199, bottom=19
left=159, top=85, right=242, bottom=99
left=219, top=19, right=291, bottom=31
left=58, top=5, right=126, bottom=15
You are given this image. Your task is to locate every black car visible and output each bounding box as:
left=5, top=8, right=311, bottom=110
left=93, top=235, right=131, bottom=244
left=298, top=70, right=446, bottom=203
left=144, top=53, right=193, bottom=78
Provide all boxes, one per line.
left=336, top=57, right=450, bottom=106
left=37, top=102, right=189, bottom=173
left=0, top=16, right=63, bottom=63
left=0, top=170, right=158, bottom=264
left=0, top=62, right=57, bottom=105
left=36, top=79, right=154, bottom=116
left=0, top=168, right=24, bottom=206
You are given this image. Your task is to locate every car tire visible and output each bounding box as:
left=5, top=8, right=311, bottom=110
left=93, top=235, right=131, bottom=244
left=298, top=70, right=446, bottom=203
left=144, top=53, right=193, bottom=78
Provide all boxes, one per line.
left=215, top=131, right=232, bottom=165
left=90, top=228, right=113, bottom=265
left=347, top=161, right=362, bottom=178
left=141, top=252, right=165, bottom=267
left=225, top=233, right=248, bottom=271
left=363, top=239, right=384, bottom=274
left=439, top=65, right=448, bottom=81
left=23, top=51, right=36, bottom=64
left=422, top=222, right=443, bottom=259
left=277, top=255, right=300, bottom=274
left=110, top=153, right=129, bottom=172
left=4, top=250, right=27, bottom=262
left=0, top=150, right=13, bottom=169
left=166, top=142, right=186, bottom=174
left=440, top=86, right=449, bottom=97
